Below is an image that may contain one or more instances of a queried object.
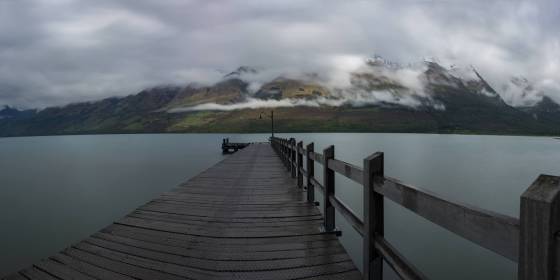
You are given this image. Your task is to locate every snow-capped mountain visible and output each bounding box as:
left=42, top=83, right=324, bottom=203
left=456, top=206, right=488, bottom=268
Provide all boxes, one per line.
left=1, top=58, right=559, bottom=137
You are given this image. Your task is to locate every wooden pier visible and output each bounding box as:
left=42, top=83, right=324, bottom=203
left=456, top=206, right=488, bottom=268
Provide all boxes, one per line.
left=4, top=137, right=560, bottom=280
left=270, top=136, right=560, bottom=280
left=3, top=143, right=360, bottom=280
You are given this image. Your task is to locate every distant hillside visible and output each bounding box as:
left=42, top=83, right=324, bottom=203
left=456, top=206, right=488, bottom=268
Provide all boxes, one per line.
left=165, top=79, right=248, bottom=108
left=1, top=62, right=560, bottom=137
left=519, top=96, right=560, bottom=123
left=0, top=106, right=36, bottom=120
left=255, top=78, right=329, bottom=100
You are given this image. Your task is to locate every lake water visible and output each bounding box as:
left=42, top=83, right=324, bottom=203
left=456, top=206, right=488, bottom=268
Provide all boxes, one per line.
left=0, top=133, right=559, bottom=279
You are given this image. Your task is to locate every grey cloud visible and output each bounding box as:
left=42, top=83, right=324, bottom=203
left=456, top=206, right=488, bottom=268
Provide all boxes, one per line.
left=0, top=0, right=558, bottom=108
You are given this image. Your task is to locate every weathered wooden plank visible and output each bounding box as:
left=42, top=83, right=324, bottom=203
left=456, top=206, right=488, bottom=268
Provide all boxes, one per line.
left=83, top=236, right=351, bottom=272
left=225, top=260, right=359, bottom=280
left=142, top=201, right=320, bottom=214
left=302, top=269, right=362, bottom=280
left=375, top=236, right=429, bottom=280
left=310, top=151, right=324, bottom=164
left=34, top=259, right=97, bottom=280
left=128, top=211, right=323, bottom=228
left=135, top=205, right=321, bottom=219
left=131, top=209, right=323, bottom=224
left=51, top=253, right=135, bottom=280
left=327, top=158, right=363, bottom=185
left=62, top=247, right=191, bottom=280
left=19, top=267, right=58, bottom=280
left=146, top=200, right=314, bottom=210
left=379, top=176, right=519, bottom=261
left=310, top=177, right=324, bottom=191
left=328, top=194, right=364, bottom=236
left=152, top=197, right=311, bottom=207
left=115, top=217, right=324, bottom=238
left=103, top=223, right=339, bottom=247
left=93, top=232, right=345, bottom=261
left=1, top=273, right=28, bottom=280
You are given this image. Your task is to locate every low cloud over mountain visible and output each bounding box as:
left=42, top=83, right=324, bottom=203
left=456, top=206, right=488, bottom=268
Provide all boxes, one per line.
left=166, top=58, right=545, bottom=112
left=0, top=0, right=558, bottom=108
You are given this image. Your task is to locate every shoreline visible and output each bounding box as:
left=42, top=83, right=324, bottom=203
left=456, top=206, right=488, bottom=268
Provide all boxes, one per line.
left=1, top=130, right=559, bottom=140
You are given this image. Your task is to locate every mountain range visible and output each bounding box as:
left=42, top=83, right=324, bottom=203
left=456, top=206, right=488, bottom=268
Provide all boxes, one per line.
left=1, top=59, right=559, bottom=137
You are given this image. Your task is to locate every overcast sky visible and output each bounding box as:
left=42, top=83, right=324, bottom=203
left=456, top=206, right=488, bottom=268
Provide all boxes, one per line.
left=0, top=0, right=558, bottom=108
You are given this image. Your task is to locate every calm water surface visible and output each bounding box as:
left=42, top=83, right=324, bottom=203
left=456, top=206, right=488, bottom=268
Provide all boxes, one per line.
left=1, top=133, right=559, bottom=279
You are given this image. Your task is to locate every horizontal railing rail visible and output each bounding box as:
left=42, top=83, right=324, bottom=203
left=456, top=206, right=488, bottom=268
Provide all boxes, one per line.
left=270, top=136, right=560, bottom=280
left=328, top=158, right=363, bottom=185
left=379, top=176, right=520, bottom=261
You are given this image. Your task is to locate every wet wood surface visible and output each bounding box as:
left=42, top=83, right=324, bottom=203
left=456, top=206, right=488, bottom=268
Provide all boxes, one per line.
left=3, top=143, right=359, bottom=280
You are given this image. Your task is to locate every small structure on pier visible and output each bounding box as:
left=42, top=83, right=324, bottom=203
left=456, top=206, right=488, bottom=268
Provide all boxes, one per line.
left=221, top=138, right=249, bottom=153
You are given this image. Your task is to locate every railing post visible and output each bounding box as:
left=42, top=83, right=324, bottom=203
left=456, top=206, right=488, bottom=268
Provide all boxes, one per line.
left=283, top=139, right=287, bottom=162
left=518, top=175, right=560, bottom=280
left=282, top=139, right=285, bottom=164
left=284, top=139, right=288, bottom=168
left=290, top=138, right=296, bottom=178
left=285, top=139, right=288, bottom=168
left=297, top=141, right=303, bottom=188
left=306, top=142, right=315, bottom=203
left=286, top=139, right=290, bottom=170
left=323, top=145, right=335, bottom=232
left=283, top=139, right=287, bottom=167
left=278, top=139, right=282, bottom=159
left=363, top=152, right=384, bottom=280
left=284, top=139, right=287, bottom=168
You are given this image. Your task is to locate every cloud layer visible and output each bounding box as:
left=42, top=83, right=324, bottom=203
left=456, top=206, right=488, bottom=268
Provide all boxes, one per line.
left=0, top=0, right=558, bottom=108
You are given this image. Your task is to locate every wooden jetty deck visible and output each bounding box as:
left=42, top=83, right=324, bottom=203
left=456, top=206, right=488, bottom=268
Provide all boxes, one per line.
left=5, top=136, right=560, bottom=280
left=3, top=143, right=361, bottom=280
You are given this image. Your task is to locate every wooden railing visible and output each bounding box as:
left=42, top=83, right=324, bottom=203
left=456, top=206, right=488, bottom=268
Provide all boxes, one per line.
left=270, top=136, right=560, bottom=280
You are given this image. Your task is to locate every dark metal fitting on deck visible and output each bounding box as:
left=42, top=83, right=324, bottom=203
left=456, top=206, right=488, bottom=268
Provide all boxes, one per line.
left=319, top=225, right=342, bottom=237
